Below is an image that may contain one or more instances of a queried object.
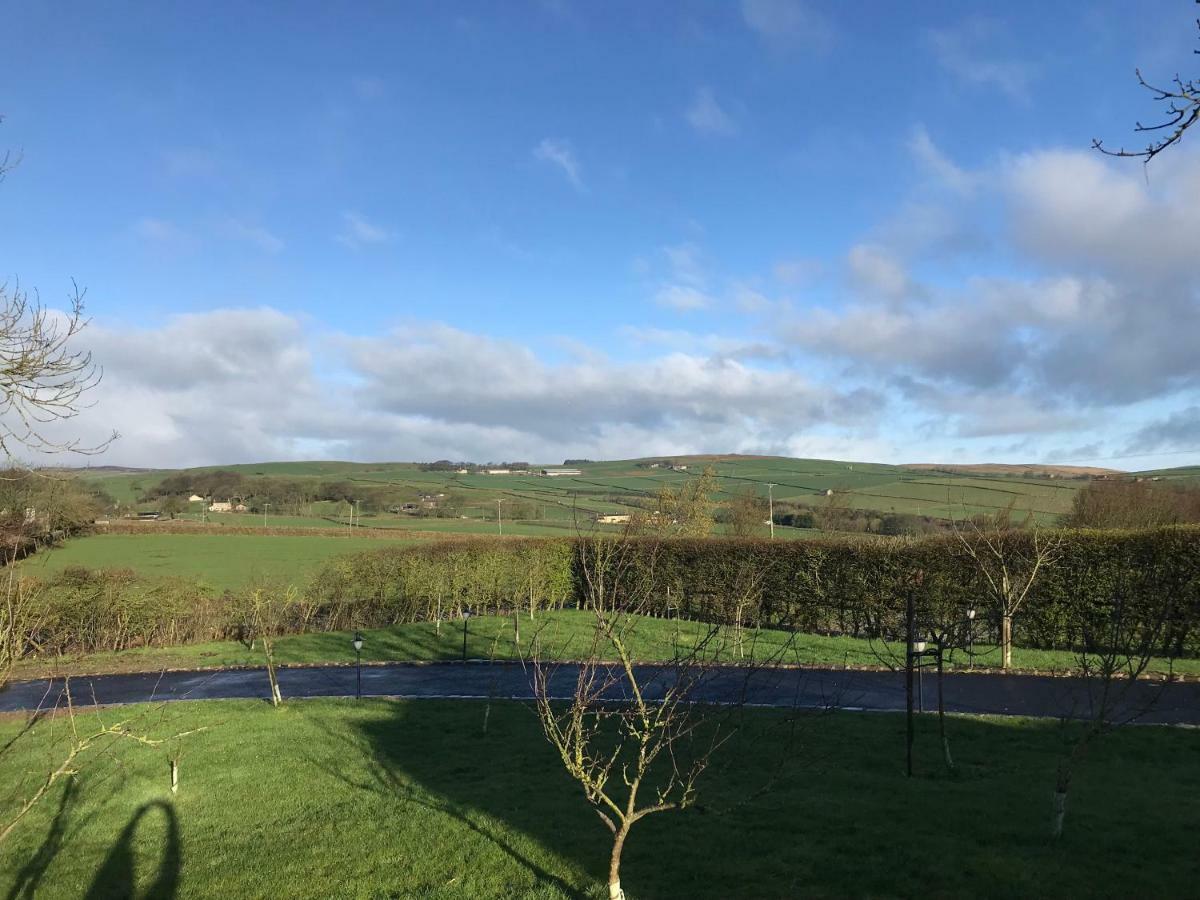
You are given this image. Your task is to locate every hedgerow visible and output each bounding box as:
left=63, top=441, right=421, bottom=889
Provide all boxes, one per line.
left=10, top=527, right=1199, bottom=660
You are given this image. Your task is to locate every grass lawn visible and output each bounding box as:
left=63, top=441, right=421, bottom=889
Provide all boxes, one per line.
left=17, top=533, right=389, bottom=592
left=0, top=699, right=1196, bottom=898
left=17, top=609, right=1199, bottom=679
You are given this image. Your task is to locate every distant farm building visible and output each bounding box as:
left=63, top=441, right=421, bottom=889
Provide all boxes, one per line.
left=486, top=469, right=511, bottom=475
left=541, top=468, right=582, bottom=477
left=208, top=501, right=233, bottom=513
left=188, top=494, right=206, bottom=502
left=596, top=514, right=631, bottom=524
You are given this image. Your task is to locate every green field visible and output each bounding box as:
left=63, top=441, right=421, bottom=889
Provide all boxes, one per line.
left=1, top=699, right=1196, bottom=898
left=19, top=533, right=387, bottom=591
left=18, top=609, right=1199, bottom=679
left=78, top=454, right=1110, bottom=529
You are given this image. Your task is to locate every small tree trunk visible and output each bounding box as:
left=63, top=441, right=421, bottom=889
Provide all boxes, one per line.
left=263, top=637, right=282, bottom=707
left=608, top=826, right=629, bottom=900
left=937, top=647, right=954, bottom=771
left=1001, top=613, right=1013, bottom=669
left=1053, top=751, right=1078, bottom=839
left=1052, top=787, right=1068, bottom=839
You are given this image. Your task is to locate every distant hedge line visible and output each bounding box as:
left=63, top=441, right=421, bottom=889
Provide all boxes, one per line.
left=16, top=527, right=1200, bottom=660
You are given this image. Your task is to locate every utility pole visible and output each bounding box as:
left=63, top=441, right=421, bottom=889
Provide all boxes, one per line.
left=263, top=502, right=270, bottom=528
left=767, top=483, right=776, bottom=540
left=496, top=499, right=503, bottom=536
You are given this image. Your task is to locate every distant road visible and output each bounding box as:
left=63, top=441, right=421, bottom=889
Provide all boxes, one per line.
left=2, top=663, right=1197, bottom=724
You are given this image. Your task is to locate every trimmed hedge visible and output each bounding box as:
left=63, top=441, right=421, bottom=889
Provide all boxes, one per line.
left=14, top=527, right=1200, bottom=660
left=589, top=528, right=1200, bottom=655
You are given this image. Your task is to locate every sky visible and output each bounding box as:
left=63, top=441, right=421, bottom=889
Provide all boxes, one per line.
left=2, top=0, right=1199, bottom=470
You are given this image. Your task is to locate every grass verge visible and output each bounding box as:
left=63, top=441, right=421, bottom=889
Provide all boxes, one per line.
left=0, top=699, right=1196, bottom=898
left=14, top=609, right=1199, bottom=680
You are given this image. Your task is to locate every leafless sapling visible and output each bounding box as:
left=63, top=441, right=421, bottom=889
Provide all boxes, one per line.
left=952, top=507, right=1060, bottom=669
left=1050, top=563, right=1179, bottom=839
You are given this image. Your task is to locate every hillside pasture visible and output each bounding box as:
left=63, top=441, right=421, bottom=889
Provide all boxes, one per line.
left=76, top=454, right=1200, bottom=534
left=18, top=533, right=385, bottom=591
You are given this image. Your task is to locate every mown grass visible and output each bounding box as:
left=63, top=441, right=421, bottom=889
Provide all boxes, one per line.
left=18, top=533, right=388, bottom=591
left=17, top=609, right=1199, bottom=679
left=0, top=698, right=1196, bottom=898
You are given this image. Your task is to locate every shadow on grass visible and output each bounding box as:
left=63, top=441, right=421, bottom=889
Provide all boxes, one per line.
left=5, top=779, right=77, bottom=900
left=341, top=695, right=1200, bottom=900
left=83, top=801, right=180, bottom=900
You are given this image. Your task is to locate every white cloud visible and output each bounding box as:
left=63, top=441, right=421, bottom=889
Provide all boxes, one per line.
left=654, top=285, right=714, bottom=311
left=336, top=211, right=395, bottom=249
left=223, top=219, right=285, bottom=254
left=686, top=88, right=737, bottom=136
left=649, top=242, right=717, bottom=311
left=845, top=244, right=912, bottom=301
left=1005, top=149, right=1200, bottom=273
left=11, top=308, right=892, bottom=467
left=907, top=125, right=975, bottom=194
left=133, top=217, right=187, bottom=245
left=662, top=243, right=706, bottom=288
left=773, top=258, right=823, bottom=286
left=741, top=0, right=833, bottom=50
left=927, top=19, right=1036, bottom=100
left=533, top=138, right=584, bottom=191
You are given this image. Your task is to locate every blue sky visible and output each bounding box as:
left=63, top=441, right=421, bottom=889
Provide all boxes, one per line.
left=2, top=0, right=1198, bottom=468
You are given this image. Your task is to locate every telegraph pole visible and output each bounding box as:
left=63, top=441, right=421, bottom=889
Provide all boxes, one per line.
left=767, top=483, right=776, bottom=539
left=496, top=499, right=503, bottom=536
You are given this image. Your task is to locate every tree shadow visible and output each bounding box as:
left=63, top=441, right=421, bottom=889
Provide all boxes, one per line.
left=350, top=682, right=831, bottom=900
left=83, top=800, right=181, bottom=900
left=298, top=702, right=587, bottom=898
left=5, top=778, right=77, bottom=900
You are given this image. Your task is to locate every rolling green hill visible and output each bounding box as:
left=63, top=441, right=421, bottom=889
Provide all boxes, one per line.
left=63, top=453, right=1161, bottom=530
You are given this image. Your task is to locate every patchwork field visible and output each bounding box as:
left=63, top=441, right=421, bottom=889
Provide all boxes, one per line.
left=75, top=453, right=1131, bottom=531
left=1, top=699, right=1196, bottom=899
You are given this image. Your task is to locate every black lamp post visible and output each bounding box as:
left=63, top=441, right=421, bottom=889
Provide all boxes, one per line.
left=353, top=631, right=363, bottom=699
left=462, top=610, right=471, bottom=662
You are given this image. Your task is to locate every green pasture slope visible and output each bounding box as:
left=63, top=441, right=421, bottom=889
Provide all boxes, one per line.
left=1, top=699, right=1196, bottom=898
left=19, top=533, right=386, bottom=591
left=74, top=454, right=1135, bottom=528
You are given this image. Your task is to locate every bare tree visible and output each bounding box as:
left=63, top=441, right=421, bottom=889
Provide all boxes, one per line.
left=951, top=508, right=1060, bottom=669
left=1093, top=3, right=1199, bottom=162
left=0, top=282, right=115, bottom=458
left=244, top=586, right=297, bottom=706
left=1050, top=565, right=1178, bottom=839
left=527, top=531, right=798, bottom=900
left=0, top=679, right=207, bottom=847
left=724, top=484, right=767, bottom=538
